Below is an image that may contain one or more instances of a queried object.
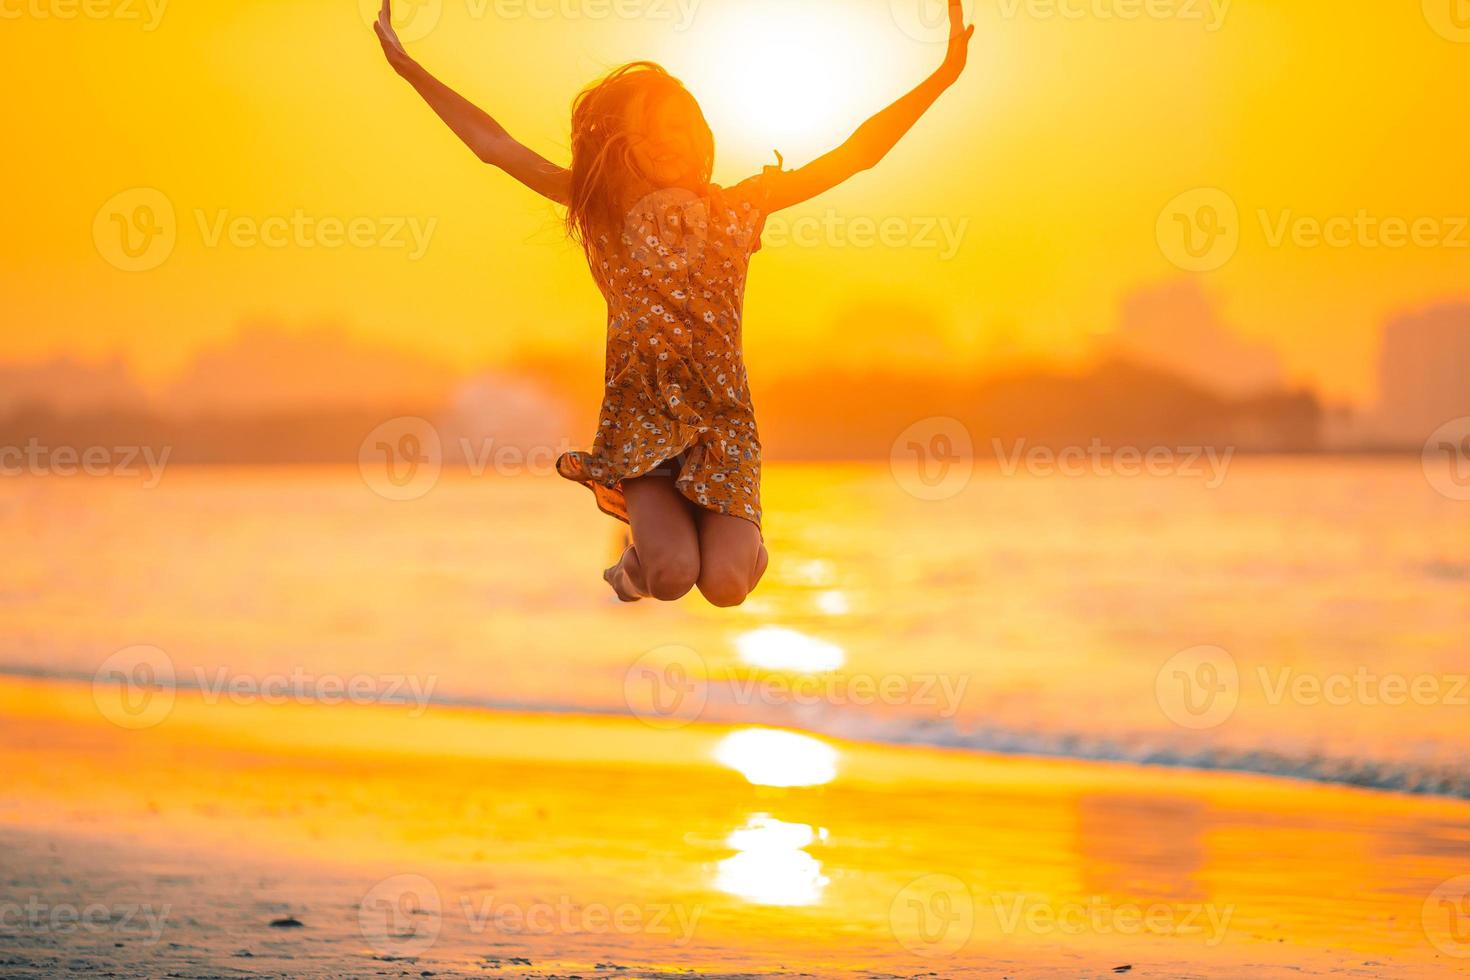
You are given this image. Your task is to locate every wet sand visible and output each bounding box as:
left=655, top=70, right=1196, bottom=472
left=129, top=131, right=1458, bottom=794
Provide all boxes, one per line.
left=1, top=676, right=1468, bottom=977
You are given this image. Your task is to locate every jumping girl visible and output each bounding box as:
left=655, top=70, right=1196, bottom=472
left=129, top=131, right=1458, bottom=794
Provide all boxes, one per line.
left=375, top=0, right=973, bottom=606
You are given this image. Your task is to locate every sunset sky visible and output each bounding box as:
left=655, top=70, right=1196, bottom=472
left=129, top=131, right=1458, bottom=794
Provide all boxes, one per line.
left=3, top=0, right=1468, bottom=404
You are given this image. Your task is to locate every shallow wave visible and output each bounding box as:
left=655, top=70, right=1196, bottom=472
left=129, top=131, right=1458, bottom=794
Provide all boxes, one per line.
left=26, top=665, right=1470, bottom=801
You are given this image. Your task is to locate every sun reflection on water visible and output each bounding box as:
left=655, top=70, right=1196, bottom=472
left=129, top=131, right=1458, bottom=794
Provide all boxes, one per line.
left=713, top=728, right=838, bottom=787
left=732, top=626, right=845, bottom=672
left=714, top=813, right=831, bottom=907
left=814, top=590, right=850, bottom=616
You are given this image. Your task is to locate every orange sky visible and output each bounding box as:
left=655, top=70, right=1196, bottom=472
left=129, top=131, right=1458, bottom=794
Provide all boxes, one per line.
left=3, top=0, right=1468, bottom=404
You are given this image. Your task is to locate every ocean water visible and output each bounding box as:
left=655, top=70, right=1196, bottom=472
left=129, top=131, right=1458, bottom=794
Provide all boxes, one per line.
left=2, top=457, right=1467, bottom=796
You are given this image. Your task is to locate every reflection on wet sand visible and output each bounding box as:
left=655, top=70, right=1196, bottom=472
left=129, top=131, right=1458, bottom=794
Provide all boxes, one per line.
left=713, top=727, right=838, bottom=787
left=1076, top=795, right=1209, bottom=903
left=715, top=814, right=830, bottom=906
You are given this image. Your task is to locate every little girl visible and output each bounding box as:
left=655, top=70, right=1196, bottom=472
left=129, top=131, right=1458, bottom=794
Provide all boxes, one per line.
left=375, top=0, right=972, bottom=606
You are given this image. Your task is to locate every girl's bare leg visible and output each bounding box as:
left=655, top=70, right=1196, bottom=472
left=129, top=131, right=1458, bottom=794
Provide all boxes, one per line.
left=605, top=475, right=701, bottom=602
left=694, top=510, right=768, bottom=608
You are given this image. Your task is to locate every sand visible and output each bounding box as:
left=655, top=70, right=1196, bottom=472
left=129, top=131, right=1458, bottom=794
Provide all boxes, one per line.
left=1, top=676, right=1468, bottom=978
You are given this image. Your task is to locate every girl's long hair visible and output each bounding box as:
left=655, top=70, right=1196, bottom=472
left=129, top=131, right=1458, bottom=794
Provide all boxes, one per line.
left=566, top=62, right=715, bottom=263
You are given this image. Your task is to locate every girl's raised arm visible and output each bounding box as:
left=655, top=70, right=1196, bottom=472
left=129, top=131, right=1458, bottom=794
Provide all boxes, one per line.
left=375, top=0, right=571, bottom=205
left=762, top=0, right=974, bottom=213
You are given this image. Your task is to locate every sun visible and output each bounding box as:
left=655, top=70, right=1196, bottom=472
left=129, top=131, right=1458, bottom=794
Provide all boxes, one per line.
left=677, top=0, right=926, bottom=168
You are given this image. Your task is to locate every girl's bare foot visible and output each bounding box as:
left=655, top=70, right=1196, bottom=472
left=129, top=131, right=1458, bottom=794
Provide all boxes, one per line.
left=604, top=545, right=645, bottom=602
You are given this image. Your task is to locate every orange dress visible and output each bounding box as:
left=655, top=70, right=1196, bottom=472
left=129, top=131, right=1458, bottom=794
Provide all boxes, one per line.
left=557, top=171, right=774, bottom=530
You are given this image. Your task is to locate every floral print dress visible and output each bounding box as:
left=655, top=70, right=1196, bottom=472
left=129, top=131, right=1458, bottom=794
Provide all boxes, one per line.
left=556, top=171, right=774, bottom=530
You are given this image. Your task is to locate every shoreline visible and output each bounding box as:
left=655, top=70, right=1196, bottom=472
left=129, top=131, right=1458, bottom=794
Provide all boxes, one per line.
left=10, top=664, right=1469, bottom=803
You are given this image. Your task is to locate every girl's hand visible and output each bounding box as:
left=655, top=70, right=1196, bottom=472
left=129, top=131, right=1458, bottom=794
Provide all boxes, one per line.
left=375, top=0, right=416, bottom=75
left=939, top=0, right=975, bottom=84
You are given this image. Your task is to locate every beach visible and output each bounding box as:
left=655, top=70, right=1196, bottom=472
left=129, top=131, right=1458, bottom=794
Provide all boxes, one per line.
left=3, top=674, right=1469, bottom=978
left=2, top=461, right=1469, bottom=976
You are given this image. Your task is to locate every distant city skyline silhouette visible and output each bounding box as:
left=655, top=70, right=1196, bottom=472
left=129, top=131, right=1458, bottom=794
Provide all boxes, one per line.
left=3, top=288, right=1467, bottom=457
